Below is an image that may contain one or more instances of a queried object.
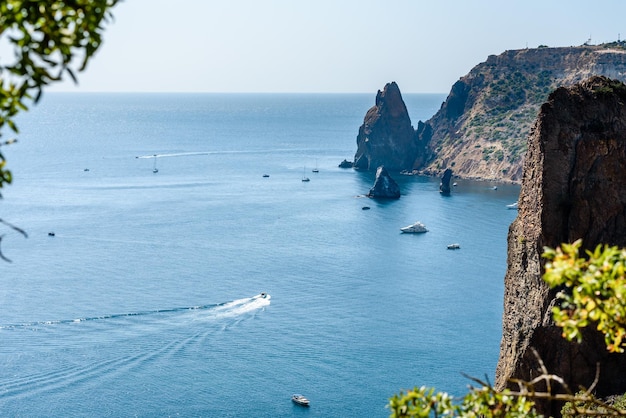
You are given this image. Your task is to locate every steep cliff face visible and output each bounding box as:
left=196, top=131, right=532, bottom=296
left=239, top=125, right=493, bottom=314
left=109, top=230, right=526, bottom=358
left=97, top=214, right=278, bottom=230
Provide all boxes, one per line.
left=354, top=82, right=418, bottom=170
left=417, top=44, right=626, bottom=183
left=495, top=76, right=626, bottom=416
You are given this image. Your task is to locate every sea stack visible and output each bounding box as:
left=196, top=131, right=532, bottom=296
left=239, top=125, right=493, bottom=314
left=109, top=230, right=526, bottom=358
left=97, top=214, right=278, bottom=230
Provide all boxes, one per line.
left=338, top=159, right=353, bottom=168
left=495, top=76, right=626, bottom=416
left=354, top=82, right=417, bottom=171
left=439, top=168, right=452, bottom=195
left=367, top=166, right=401, bottom=199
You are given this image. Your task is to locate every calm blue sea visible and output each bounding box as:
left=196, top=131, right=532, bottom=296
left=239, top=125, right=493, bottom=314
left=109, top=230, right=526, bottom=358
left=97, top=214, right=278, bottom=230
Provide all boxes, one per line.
left=0, top=93, right=519, bottom=417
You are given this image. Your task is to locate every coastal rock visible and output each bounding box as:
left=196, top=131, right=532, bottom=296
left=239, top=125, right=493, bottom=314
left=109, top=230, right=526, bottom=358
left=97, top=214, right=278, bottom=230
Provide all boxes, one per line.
left=354, top=82, right=417, bottom=171
left=495, top=76, right=626, bottom=416
left=338, top=159, right=353, bottom=168
left=367, top=166, right=401, bottom=199
left=439, top=168, right=452, bottom=195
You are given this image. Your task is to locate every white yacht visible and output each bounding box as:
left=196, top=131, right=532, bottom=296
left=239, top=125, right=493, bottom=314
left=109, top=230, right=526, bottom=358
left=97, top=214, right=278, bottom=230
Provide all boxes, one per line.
left=400, top=221, right=428, bottom=233
left=292, top=394, right=310, bottom=406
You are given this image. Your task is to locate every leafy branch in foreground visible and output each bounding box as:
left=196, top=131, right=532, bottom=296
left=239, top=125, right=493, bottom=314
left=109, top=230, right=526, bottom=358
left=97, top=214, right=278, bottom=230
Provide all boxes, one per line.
left=0, top=217, right=27, bottom=262
left=388, top=376, right=539, bottom=418
left=0, top=0, right=120, bottom=194
left=388, top=240, right=626, bottom=417
left=389, top=351, right=625, bottom=417
left=0, top=1, right=119, bottom=261
left=543, top=239, right=626, bottom=353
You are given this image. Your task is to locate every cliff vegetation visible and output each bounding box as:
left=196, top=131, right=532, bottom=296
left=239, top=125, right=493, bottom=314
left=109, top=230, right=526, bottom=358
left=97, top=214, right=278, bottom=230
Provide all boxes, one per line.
left=419, top=42, right=626, bottom=183
left=355, top=42, right=626, bottom=184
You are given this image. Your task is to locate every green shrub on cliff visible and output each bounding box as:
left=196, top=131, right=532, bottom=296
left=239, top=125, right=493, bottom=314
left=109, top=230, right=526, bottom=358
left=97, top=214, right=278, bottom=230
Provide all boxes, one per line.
left=543, top=239, right=626, bottom=353
left=389, top=382, right=540, bottom=417
left=561, top=392, right=626, bottom=418
left=388, top=240, right=626, bottom=417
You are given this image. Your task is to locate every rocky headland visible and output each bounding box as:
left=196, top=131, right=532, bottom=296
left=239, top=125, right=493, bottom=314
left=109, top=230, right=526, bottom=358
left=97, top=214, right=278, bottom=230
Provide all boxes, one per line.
left=352, top=43, right=626, bottom=184
left=351, top=43, right=626, bottom=415
left=495, top=76, right=626, bottom=416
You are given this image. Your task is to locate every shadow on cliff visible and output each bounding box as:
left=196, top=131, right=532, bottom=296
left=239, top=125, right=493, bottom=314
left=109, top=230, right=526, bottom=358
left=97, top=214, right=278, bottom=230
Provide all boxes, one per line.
left=495, top=76, right=626, bottom=417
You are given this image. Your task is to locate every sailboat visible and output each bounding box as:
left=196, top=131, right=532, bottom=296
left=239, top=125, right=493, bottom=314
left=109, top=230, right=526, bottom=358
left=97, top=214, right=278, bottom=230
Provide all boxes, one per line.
left=152, top=154, right=159, bottom=173
left=301, top=166, right=310, bottom=182
left=312, top=159, right=319, bottom=173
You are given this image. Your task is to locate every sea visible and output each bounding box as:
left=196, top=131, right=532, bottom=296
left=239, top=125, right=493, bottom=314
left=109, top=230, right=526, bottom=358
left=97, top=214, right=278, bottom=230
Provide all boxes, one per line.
left=0, top=93, right=520, bottom=417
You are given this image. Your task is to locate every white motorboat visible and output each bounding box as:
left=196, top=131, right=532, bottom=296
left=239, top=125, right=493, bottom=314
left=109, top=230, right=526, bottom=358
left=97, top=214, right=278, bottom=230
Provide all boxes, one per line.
left=292, top=394, right=310, bottom=406
left=400, top=221, right=428, bottom=233
left=506, top=202, right=518, bottom=210
left=447, top=243, right=460, bottom=250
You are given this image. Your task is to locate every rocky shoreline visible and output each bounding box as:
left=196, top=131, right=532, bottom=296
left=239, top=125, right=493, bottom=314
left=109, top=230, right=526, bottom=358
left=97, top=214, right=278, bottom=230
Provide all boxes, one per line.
left=350, top=43, right=626, bottom=184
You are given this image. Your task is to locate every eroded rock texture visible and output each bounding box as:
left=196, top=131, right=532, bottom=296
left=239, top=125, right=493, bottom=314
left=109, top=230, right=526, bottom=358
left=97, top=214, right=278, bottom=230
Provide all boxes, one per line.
left=495, top=76, right=626, bottom=416
left=439, top=168, right=453, bottom=195
left=367, top=166, right=401, bottom=199
left=354, top=82, right=417, bottom=171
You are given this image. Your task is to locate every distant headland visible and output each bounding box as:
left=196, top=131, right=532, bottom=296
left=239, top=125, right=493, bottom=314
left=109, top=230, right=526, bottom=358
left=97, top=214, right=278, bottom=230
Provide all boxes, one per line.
left=349, top=42, right=626, bottom=184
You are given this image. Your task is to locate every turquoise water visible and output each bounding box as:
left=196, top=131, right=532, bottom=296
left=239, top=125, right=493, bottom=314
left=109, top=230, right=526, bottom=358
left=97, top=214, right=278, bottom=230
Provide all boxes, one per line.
left=0, top=93, right=519, bottom=416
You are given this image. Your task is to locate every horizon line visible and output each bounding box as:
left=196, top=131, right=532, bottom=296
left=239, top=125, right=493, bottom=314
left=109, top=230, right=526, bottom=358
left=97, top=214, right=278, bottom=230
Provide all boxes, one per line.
left=44, top=90, right=449, bottom=95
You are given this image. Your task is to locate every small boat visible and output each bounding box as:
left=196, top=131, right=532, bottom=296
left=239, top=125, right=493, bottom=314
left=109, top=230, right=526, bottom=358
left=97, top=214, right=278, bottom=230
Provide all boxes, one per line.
left=292, top=394, right=310, bottom=407
left=260, top=292, right=268, bottom=298
left=447, top=243, right=460, bottom=250
left=263, top=174, right=270, bottom=178
left=506, top=202, right=518, bottom=210
left=302, top=167, right=310, bottom=182
left=400, top=221, right=428, bottom=233
left=362, top=206, right=370, bottom=210
left=312, top=159, right=319, bottom=173
left=152, top=154, right=159, bottom=173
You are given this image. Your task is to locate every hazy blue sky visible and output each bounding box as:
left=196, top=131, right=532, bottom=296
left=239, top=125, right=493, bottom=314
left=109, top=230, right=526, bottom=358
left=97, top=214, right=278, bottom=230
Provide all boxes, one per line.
left=50, top=0, right=626, bottom=94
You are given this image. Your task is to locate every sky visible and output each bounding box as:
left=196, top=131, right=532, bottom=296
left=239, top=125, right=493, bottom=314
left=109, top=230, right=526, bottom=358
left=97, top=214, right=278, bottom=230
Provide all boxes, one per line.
left=44, top=0, right=626, bottom=94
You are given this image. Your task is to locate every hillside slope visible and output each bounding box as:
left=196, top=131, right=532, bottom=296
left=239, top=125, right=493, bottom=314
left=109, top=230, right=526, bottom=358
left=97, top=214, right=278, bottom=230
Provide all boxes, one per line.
left=417, top=43, right=626, bottom=183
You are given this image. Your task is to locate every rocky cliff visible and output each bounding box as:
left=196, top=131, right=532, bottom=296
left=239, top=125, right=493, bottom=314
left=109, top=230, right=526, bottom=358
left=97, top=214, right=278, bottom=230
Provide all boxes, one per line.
left=495, top=76, right=626, bottom=416
left=366, top=166, right=401, bottom=199
left=354, top=43, right=626, bottom=183
left=420, top=43, right=626, bottom=183
left=354, top=82, right=419, bottom=171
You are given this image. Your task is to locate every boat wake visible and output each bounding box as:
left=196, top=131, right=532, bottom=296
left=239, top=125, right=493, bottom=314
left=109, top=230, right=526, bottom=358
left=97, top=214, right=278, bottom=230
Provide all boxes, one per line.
left=0, top=293, right=271, bottom=330
left=0, top=294, right=271, bottom=403
left=135, top=149, right=311, bottom=159
left=136, top=151, right=214, bottom=159
left=209, top=293, right=271, bottom=320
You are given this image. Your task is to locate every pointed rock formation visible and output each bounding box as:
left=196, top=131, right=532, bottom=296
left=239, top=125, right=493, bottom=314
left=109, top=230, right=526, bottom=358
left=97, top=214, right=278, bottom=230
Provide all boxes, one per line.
left=354, top=82, right=417, bottom=171
left=495, top=76, right=626, bottom=416
left=367, top=166, right=401, bottom=199
left=439, top=168, right=452, bottom=195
